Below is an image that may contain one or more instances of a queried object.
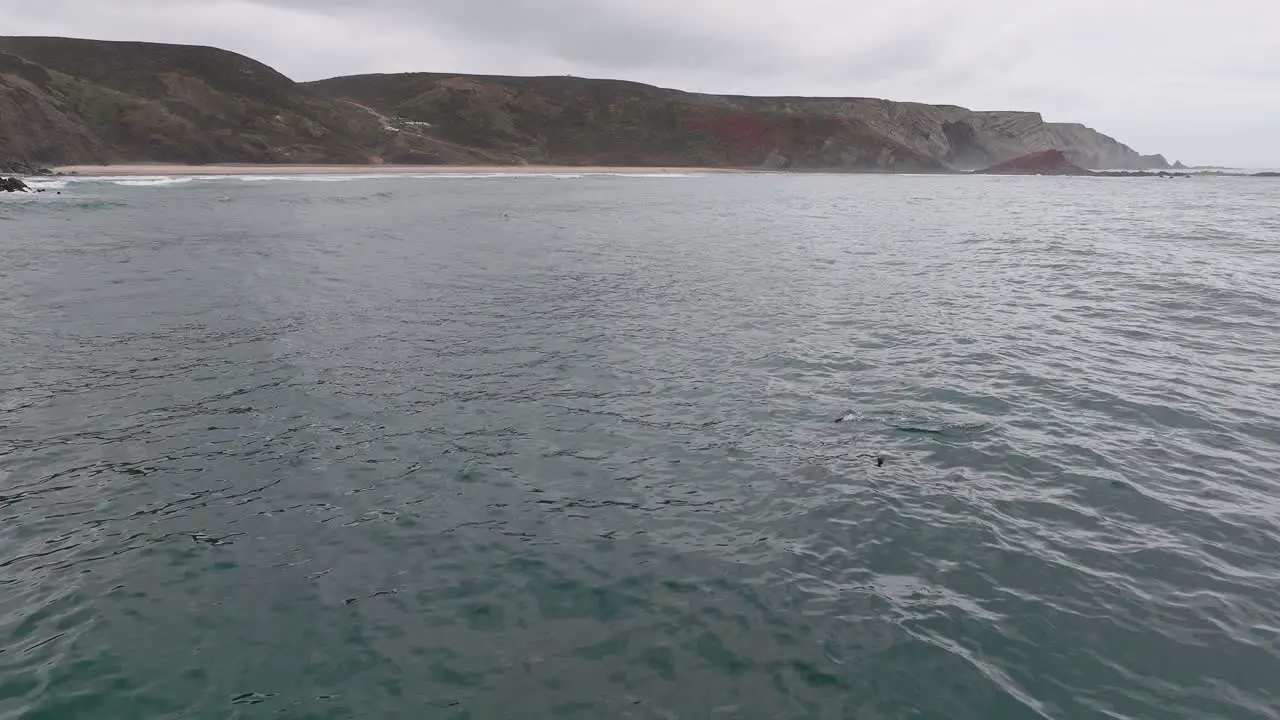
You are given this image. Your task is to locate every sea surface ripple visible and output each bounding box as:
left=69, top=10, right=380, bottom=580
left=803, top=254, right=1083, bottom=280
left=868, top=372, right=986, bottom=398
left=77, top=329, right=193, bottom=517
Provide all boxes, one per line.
left=2, top=173, right=1279, bottom=719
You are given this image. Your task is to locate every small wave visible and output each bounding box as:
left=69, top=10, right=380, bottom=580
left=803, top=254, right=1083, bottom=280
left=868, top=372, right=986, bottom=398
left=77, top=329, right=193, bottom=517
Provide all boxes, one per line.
left=892, top=420, right=995, bottom=437
left=23, top=179, right=69, bottom=190
left=47, top=175, right=234, bottom=187
left=28, top=172, right=698, bottom=189
left=238, top=173, right=589, bottom=183
left=111, top=177, right=199, bottom=187
left=604, top=173, right=707, bottom=178
left=236, top=174, right=491, bottom=183
left=239, top=175, right=374, bottom=183
left=893, top=426, right=950, bottom=436
left=63, top=200, right=132, bottom=210
left=404, top=173, right=586, bottom=181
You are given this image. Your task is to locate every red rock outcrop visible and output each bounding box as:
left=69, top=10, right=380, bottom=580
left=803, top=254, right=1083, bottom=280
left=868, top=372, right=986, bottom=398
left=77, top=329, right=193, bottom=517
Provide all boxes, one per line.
left=978, top=150, right=1092, bottom=175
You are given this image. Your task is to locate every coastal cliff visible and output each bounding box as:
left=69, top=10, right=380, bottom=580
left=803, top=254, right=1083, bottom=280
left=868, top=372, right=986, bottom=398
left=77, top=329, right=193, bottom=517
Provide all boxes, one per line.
left=1, top=36, right=1170, bottom=172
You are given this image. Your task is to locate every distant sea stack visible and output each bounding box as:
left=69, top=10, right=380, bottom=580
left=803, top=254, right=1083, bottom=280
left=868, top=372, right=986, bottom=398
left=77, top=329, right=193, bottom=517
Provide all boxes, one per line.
left=0, top=35, right=1172, bottom=173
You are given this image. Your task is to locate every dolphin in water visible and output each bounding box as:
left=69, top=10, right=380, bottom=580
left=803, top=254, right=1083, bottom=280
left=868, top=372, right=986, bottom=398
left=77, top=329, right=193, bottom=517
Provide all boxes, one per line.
left=833, top=412, right=884, bottom=465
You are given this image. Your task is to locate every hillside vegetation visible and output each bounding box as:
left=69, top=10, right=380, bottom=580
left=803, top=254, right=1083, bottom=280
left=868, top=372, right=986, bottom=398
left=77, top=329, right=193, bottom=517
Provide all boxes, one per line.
left=1, top=36, right=1171, bottom=171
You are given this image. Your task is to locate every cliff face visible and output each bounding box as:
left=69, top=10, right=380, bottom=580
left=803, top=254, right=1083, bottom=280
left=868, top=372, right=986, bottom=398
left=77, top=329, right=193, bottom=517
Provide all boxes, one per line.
left=833, top=106, right=1168, bottom=170
left=0, top=51, right=106, bottom=166
left=1045, top=123, right=1169, bottom=170
left=0, top=36, right=1168, bottom=171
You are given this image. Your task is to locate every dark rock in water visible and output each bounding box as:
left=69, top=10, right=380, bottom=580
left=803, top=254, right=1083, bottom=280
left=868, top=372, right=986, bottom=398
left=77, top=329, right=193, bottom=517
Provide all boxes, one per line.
left=975, top=153, right=1192, bottom=179
left=976, top=150, right=1092, bottom=176
left=1095, top=169, right=1191, bottom=178
left=1, top=176, right=31, bottom=192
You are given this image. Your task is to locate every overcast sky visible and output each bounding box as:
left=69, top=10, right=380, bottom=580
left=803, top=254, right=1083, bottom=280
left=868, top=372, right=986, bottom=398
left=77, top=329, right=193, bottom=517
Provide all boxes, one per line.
left=4, top=0, right=1278, bottom=166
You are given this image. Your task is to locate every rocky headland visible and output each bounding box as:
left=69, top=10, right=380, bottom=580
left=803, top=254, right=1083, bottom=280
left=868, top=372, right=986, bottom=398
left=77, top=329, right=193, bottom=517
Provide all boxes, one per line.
left=977, top=150, right=1194, bottom=178
left=1, top=176, right=31, bottom=192
left=1, top=36, right=1179, bottom=173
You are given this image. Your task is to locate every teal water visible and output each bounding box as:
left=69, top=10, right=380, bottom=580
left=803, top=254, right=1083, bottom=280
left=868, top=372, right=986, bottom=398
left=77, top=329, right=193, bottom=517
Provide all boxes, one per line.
left=2, top=173, right=1279, bottom=719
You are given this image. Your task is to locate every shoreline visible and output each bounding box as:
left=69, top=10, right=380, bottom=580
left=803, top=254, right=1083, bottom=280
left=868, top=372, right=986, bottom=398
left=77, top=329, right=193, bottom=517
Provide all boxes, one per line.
left=52, top=164, right=743, bottom=177
left=37, top=164, right=1278, bottom=179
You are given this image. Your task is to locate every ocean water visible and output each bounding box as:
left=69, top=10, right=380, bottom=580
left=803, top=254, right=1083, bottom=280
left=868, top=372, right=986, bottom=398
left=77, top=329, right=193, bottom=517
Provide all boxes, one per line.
left=2, top=173, right=1279, bottom=719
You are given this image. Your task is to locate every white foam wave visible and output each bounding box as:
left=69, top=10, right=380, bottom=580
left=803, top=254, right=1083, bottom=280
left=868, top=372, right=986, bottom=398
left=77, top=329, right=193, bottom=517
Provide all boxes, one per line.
left=28, top=171, right=706, bottom=189
left=601, top=173, right=707, bottom=178
left=233, top=173, right=597, bottom=182
left=238, top=175, right=369, bottom=183
left=23, top=179, right=69, bottom=190
left=411, top=174, right=511, bottom=180
left=238, top=173, right=594, bottom=182
left=111, top=177, right=200, bottom=187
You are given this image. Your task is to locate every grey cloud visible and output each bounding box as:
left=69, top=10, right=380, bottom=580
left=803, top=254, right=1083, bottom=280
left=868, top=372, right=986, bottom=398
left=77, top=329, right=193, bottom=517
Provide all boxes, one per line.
left=253, top=0, right=769, bottom=70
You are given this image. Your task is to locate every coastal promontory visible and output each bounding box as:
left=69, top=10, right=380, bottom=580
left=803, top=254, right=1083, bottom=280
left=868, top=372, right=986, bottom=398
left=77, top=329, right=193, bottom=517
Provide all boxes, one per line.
left=1, top=36, right=1173, bottom=173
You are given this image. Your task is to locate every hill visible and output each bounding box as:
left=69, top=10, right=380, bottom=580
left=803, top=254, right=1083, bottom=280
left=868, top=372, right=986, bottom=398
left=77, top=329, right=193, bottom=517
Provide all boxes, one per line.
left=0, top=37, right=499, bottom=167
left=307, top=73, right=950, bottom=170
left=305, top=72, right=1171, bottom=171
left=1, top=36, right=1171, bottom=172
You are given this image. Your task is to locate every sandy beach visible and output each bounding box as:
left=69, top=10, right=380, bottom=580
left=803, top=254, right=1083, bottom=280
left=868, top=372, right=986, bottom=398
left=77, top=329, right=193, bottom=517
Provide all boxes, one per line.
left=54, top=164, right=736, bottom=176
